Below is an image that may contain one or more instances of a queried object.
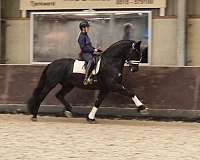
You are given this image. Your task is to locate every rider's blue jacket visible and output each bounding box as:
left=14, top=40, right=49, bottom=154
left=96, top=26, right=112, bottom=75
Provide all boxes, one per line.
left=78, top=32, right=95, bottom=55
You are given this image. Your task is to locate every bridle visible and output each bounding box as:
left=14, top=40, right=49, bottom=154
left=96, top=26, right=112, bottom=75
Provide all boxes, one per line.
left=125, top=42, right=142, bottom=66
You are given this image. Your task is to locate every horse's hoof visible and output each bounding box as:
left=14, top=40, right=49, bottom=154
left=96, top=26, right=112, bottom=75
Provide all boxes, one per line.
left=31, top=117, right=38, bottom=122
left=140, top=108, right=149, bottom=115
left=86, top=117, right=96, bottom=124
left=64, top=111, right=73, bottom=118
left=137, top=105, right=149, bottom=115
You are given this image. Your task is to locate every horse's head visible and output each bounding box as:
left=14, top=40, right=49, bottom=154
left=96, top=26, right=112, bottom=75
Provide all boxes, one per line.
left=125, top=41, right=142, bottom=72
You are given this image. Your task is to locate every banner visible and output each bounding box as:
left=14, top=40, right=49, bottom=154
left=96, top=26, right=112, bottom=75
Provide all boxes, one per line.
left=20, top=0, right=166, bottom=10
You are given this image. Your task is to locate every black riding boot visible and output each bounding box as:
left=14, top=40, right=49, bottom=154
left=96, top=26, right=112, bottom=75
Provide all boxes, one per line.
left=83, top=61, right=93, bottom=85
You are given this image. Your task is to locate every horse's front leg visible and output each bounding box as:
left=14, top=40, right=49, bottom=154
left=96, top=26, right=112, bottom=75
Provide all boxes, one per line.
left=111, top=84, right=148, bottom=113
left=87, top=90, right=108, bottom=123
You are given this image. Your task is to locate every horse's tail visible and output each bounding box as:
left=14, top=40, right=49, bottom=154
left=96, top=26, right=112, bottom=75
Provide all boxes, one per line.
left=27, top=66, right=48, bottom=114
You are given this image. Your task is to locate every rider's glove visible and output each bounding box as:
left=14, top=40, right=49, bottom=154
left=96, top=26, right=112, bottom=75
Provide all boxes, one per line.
left=96, top=49, right=103, bottom=52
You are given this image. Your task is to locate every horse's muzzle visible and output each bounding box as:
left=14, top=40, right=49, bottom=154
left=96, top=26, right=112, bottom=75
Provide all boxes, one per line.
left=127, top=60, right=139, bottom=72
left=130, top=64, right=139, bottom=72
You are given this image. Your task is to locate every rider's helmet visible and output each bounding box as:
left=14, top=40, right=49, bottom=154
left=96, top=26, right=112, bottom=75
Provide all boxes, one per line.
left=79, top=20, right=90, bottom=30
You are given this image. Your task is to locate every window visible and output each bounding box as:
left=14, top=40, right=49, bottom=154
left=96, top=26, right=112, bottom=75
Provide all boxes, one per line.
left=31, top=11, right=152, bottom=64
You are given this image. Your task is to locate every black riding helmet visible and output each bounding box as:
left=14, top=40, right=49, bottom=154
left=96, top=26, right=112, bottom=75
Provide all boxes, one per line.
left=79, top=20, right=90, bottom=30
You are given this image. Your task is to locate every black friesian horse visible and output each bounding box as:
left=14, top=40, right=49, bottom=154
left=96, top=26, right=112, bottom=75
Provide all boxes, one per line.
left=28, top=40, right=148, bottom=122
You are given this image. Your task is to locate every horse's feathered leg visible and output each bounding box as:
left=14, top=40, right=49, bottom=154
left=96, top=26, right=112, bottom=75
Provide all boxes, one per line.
left=87, top=90, right=108, bottom=123
left=56, top=85, right=74, bottom=117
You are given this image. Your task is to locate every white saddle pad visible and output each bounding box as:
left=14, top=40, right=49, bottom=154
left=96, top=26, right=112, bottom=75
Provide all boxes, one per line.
left=72, top=58, right=101, bottom=75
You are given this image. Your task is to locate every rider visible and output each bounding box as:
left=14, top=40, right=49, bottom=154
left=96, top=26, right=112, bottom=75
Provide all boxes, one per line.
left=78, top=20, right=102, bottom=85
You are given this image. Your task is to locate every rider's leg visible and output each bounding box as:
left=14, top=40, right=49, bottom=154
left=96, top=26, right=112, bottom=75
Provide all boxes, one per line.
left=83, top=60, right=93, bottom=85
left=82, top=54, right=94, bottom=85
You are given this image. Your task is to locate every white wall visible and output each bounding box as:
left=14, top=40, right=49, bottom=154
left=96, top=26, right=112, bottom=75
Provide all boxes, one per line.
left=152, top=18, right=177, bottom=65
left=187, top=18, right=200, bottom=66
left=6, top=19, right=30, bottom=64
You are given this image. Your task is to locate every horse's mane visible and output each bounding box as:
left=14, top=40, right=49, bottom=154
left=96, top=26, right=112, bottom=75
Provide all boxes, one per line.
left=103, top=40, right=134, bottom=54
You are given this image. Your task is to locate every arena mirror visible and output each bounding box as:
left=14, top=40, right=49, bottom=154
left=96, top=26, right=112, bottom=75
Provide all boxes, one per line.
left=31, top=11, right=151, bottom=64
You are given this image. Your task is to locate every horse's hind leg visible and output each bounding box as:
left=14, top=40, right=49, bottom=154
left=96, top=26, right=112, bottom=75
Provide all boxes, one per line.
left=56, top=85, right=74, bottom=117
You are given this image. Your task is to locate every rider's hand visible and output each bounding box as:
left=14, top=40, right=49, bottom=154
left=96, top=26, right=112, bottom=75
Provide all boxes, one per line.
left=95, top=47, right=103, bottom=53
left=97, top=49, right=103, bottom=52
left=94, top=47, right=103, bottom=55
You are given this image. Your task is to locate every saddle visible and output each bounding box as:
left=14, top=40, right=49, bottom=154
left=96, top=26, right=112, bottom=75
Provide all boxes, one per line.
left=73, top=55, right=101, bottom=75
left=79, top=54, right=100, bottom=69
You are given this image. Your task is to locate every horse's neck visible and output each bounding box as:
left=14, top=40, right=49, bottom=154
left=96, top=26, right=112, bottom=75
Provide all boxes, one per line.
left=102, top=45, right=128, bottom=63
left=117, top=59, right=126, bottom=72
left=102, top=51, right=126, bottom=73
left=102, top=41, right=130, bottom=58
left=101, top=41, right=131, bottom=72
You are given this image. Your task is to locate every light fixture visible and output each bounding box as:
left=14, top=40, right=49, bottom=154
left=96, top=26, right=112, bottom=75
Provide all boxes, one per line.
left=138, top=12, right=143, bottom=16
left=75, top=13, right=97, bottom=16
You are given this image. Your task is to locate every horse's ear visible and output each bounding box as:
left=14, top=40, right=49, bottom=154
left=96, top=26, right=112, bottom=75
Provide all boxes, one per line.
left=137, top=41, right=142, bottom=46
left=135, top=41, right=142, bottom=48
